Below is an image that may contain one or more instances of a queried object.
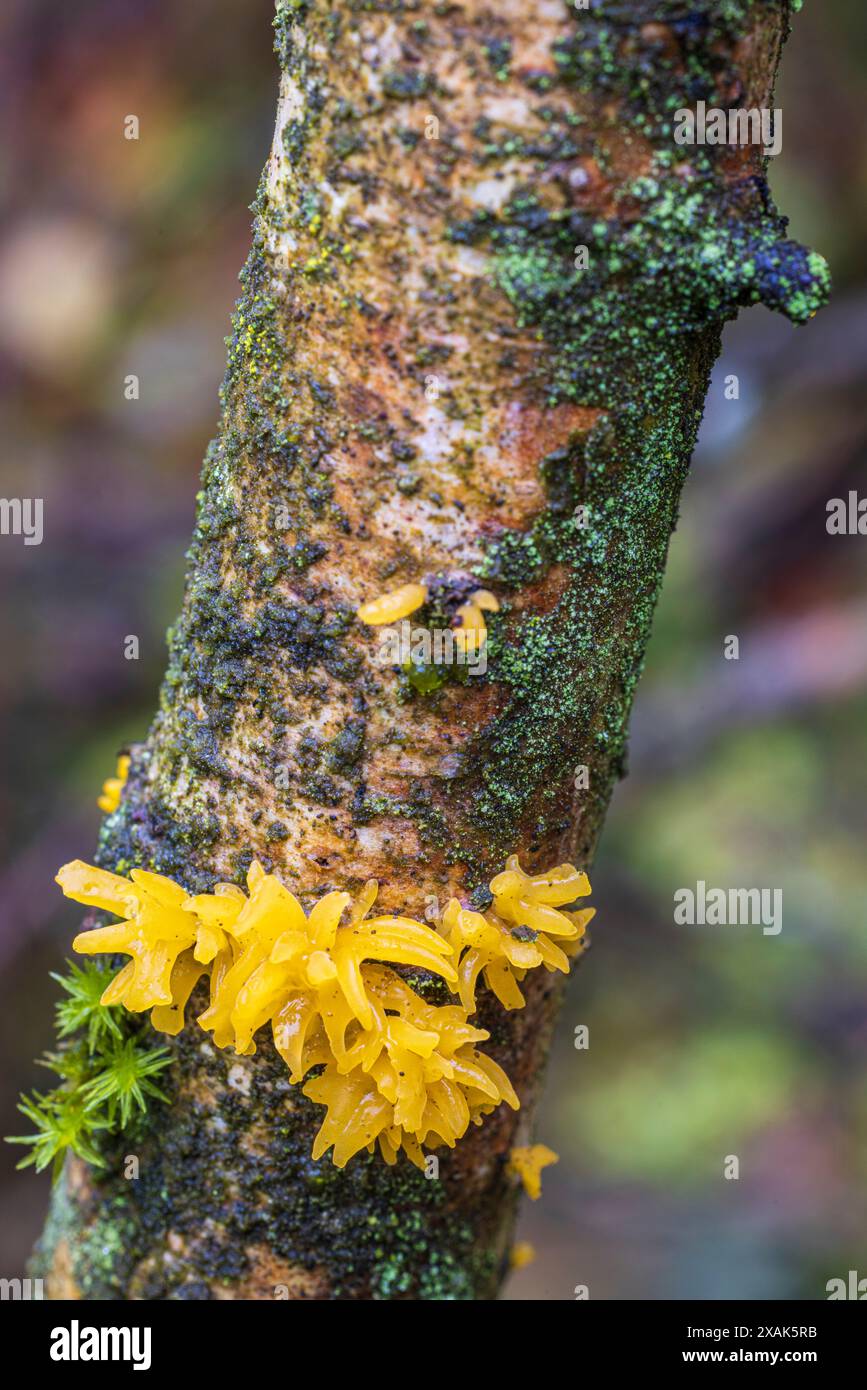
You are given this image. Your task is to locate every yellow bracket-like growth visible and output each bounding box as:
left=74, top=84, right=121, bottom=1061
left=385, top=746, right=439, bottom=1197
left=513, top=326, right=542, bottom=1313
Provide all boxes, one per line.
left=57, top=853, right=593, bottom=1169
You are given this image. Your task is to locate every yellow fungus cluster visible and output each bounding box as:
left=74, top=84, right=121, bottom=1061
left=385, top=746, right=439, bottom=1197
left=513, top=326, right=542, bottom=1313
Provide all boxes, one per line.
left=356, top=580, right=501, bottom=658
left=97, top=755, right=130, bottom=814
left=57, top=853, right=593, bottom=1169
left=302, top=966, right=518, bottom=1168
left=442, top=856, right=594, bottom=1011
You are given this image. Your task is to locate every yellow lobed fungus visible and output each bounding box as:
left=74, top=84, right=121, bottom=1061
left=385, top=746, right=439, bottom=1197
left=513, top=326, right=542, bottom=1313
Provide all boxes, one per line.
left=302, top=967, right=518, bottom=1169
left=452, top=587, right=500, bottom=658
left=441, top=856, right=595, bottom=1012
left=56, top=853, right=593, bottom=1169
left=58, top=861, right=220, bottom=1017
left=97, top=754, right=130, bottom=814
left=356, top=581, right=428, bottom=626
left=195, top=867, right=458, bottom=1056
left=508, top=1144, right=559, bottom=1200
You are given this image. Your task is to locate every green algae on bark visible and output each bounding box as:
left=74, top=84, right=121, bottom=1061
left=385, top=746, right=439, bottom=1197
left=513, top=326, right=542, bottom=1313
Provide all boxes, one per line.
left=34, top=0, right=827, bottom=1299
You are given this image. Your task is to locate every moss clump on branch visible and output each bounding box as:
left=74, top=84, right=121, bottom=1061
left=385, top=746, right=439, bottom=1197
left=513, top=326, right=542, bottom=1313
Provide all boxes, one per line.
left=8, top=962, right=170, bottom=1180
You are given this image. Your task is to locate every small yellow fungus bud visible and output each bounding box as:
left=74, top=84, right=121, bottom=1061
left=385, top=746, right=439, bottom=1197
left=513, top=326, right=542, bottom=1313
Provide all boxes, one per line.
left=452, top=604, right=485, bottom=657
left=452, top=588, right=501, bottom=657
left=97, top=754, right=130, bottom=813
left=508, top=1144, right=559, bottom=1200
left=510, top=1240, right=536, bottom=1270
left=357, top=582, right=428, bottom=625
left=468, top=588, right=500, bottom=613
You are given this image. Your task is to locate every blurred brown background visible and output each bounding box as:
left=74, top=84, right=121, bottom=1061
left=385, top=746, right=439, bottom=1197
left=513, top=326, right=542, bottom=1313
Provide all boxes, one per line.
left=0, top=1, right=864, bottom=1299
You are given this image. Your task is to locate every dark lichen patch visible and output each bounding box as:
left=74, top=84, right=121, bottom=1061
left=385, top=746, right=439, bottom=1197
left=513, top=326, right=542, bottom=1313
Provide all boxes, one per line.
left=159, top=550, right=360, bottom=801
left=352, top=787, right=448, bottom=853
left=382, top=66, right=432, bottom=101
left=300, top=771, right=343, bottom=806
left=481, top=36, right=512, bottom=83
left=97, top=761, right=222, bottom=893
left=266, top=820, right=290, bottom=841
left=326, top=715, right=366, bottom=771
left=272, top=0, right=310, bottom=70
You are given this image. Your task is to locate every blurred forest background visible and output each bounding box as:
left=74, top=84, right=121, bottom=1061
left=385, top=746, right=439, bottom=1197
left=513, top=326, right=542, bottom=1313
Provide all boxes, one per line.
left=0, top=0, right=864, bottom=1299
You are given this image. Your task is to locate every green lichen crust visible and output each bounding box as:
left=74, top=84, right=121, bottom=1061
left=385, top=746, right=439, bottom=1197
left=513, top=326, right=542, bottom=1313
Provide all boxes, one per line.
left=36, top=0, right=826, bottom=1299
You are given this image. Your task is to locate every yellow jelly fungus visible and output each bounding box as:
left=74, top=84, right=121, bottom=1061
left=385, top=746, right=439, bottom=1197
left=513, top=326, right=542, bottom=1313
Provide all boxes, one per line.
left=508, top=1143, right=559, bottom=1200
left=302, top=965, right=518, bottom=1168
left=469, top=589, right=500, bottom=614
left=196, top=867, right=457, bottom=1054
left=56, top=852, right=591, bottom=1169
left=453, top=587, right=500, bottom=658
left=59, top=862, right=217, bottom=1018
left=510, top=1240, right=536, bottom=1270
left=97, top=754, right=130, bottom=814
left=357, top=582, right=428, bottom=626
left=441, top=855, right=595, bottom=1012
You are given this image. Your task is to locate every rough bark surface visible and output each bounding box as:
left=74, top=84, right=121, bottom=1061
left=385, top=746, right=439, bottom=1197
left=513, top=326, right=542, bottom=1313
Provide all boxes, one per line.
left=35, top=0, right=826, bottom=1300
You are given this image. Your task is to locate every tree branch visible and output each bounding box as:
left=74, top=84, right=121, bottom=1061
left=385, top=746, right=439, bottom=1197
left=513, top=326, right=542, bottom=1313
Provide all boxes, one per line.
left=34, top=0, right=826, bottom=1300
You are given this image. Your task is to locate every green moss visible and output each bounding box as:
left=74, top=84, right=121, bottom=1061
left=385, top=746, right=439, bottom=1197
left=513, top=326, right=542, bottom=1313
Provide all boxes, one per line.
left=478, top=452, right=581, bottom=588
left=8, top=962, right=170, bottom=1183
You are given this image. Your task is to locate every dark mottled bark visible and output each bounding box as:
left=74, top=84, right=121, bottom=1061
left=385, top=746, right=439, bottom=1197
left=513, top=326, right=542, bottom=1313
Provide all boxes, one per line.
left=34, top=0, right=826, bottom=1299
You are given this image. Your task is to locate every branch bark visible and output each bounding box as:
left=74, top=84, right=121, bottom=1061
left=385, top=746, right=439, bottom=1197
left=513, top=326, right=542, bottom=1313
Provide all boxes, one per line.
left=35, top=0, right=826, bottom=1300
